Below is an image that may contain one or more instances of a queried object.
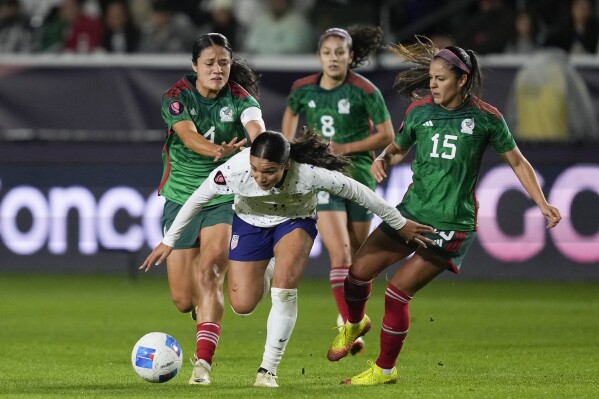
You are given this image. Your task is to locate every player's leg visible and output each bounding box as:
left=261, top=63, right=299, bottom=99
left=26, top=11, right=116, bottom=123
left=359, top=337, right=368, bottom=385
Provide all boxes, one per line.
left=345, top=203, right=374, bottom=355
left=255, top=220, right=317, bottom=388
left=345, top=229, right=476, bottom=385
left=188, top=222, right=231, bottom=385
left=227, top=259, right=270, bottom=315
left=162, top=200, right=202, bottom=313
left=327, top=226, right=414, bottom=361
left=227, top=214, right=275, bottom=315
left=165, top=248, right=198, bottom=313
left=316, top=207, right=352, bottom=323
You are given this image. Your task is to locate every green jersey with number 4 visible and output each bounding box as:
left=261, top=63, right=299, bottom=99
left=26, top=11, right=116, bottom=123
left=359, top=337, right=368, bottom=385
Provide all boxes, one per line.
left=395, top=96, right=516, bottom=231
left=158, top=74, right=260, bottom=205
left=287, top=71, right=391, bottom=189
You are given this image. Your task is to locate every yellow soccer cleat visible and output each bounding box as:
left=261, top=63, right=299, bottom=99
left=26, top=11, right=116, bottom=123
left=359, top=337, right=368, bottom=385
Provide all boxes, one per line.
left=342, top=360, right=397, bottom=385
left=327, top=314, right=371, bottom=361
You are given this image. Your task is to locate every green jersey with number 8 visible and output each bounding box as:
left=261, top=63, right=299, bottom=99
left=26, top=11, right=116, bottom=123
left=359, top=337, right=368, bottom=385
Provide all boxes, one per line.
left=286, top=71, right=391, bottom=189
left=158, top=74, right=260, bottom=205
left=395, top=96, right=516, bottom=231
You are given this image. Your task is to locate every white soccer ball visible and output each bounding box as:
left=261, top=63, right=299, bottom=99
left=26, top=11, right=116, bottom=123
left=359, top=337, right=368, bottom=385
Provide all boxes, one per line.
left=131, top=332, right=182, bottom=383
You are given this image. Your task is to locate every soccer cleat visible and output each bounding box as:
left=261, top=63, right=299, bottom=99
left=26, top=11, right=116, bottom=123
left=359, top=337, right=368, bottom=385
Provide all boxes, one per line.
left=254, top=368, right=278, bottom=388
left=327, top=314, right=371, bottom=361
left=342, top=360, right=397, bottom=385
left=350, top=336, right=365, bottom=355
left=337, top=314, right=365, bottom=356
left=188, top=356, right=211, bottom=385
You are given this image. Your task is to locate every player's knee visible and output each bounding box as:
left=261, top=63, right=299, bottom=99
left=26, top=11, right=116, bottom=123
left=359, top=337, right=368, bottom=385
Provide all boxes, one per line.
left=230, top=302, right=256, bottom=316
left=170, top=296, right=194, bottom=313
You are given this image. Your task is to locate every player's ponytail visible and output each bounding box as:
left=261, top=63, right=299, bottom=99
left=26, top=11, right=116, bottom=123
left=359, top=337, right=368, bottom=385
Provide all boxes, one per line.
left=289, top=127, right=350, bottom=172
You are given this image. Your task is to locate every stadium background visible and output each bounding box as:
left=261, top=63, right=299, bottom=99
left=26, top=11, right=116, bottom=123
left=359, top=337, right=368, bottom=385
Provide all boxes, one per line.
left=0, top=54, right=597, bottom=280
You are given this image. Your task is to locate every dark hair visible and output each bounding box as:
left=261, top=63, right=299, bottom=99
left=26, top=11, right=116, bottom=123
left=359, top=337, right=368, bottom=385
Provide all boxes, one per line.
left=250, top=128, right=350, bottom=172
left=389, top=35, right=483, bottom=106
left=191, top=33, right=260, bottom=99
left=319, top=25, right=383, bottom=70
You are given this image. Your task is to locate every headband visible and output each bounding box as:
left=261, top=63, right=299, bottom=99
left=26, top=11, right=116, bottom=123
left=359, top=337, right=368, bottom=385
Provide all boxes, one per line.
left=435, top=48, right=470, bottom=74
left=318, top=28, right=352, bottom=48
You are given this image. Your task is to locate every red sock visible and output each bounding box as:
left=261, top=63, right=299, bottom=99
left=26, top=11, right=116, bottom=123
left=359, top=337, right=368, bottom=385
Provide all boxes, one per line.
left=195, top=322, right=221, bottom=365
left=330, top=266, right=349, bottom=322
left=344, top=270, right=372, bottom=324
left=376, top=284, right=411, bottom=369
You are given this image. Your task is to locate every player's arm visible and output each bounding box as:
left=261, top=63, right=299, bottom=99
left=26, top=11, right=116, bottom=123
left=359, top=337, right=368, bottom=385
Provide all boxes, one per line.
left=316, top=169, right=436, bottom=247
left=172, top=120, right=246, bottom=161
left=499, top=147, right=561, bottom=228
left=329, top=119, right=394, bottom=155
left=241, top=106, right=266, bottom=142
left=281, top=106, right=300, bottom=141
left=140, top=177, right=219, bottom=271
left=370, top=142, right=411, bottom=183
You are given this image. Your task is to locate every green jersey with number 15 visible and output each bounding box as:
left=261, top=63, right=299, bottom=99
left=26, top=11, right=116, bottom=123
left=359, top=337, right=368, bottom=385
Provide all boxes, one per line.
left=158, top=74, right=260, bottom=205
left=286, top=71, right=391, bottom=189
left=395, top=96, right=516, bottom=231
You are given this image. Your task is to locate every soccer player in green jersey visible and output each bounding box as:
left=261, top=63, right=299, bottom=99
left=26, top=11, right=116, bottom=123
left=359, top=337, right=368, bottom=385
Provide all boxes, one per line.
left=158, top=33, right=265, bottom=385
left=281, top=26, right=394, bottom=354
left=327, top=36, right=562, bottom=385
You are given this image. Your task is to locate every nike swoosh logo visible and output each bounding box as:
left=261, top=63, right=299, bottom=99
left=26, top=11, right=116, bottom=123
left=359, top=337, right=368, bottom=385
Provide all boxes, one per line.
left=278, top=338, right=288, bottom=343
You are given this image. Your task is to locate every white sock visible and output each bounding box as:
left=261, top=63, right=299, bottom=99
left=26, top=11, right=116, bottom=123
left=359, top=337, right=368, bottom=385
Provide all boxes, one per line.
left=261, top=258, right=275, bottom=302
left=259, top=287, right=297, bottom=375
left=381, top=367, right=394, bottom=375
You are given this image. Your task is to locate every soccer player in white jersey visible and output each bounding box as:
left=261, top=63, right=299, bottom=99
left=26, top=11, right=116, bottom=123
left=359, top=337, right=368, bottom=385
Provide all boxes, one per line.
left=140, top=129, right=436, bottom=388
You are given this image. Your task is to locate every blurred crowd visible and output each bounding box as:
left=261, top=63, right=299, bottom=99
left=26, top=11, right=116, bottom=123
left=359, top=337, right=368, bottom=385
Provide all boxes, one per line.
left=1, top=0, right=599, bottom=55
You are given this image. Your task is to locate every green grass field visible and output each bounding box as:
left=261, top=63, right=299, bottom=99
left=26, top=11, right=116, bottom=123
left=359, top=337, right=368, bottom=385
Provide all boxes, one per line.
left=1, top=274, right=598, bottom=398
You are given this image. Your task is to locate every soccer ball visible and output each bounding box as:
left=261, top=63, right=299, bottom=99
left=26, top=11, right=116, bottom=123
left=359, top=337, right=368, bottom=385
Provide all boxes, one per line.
left=131, top=332, right=182, bottom=383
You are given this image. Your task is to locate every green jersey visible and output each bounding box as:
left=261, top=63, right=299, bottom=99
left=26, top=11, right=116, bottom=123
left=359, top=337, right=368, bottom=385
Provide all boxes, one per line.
left=286, top=71, right=391, bottom=189
left=158, top=74, right=260, bottom=205
left=395, top=96, right=516, bottom=231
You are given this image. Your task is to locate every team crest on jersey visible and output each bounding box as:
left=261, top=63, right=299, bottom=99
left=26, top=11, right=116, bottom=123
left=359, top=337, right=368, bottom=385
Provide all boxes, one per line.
left=231, top=234, right=239, bottom=250
left=214, top=171, right=226, bottom=185
left=219, top=107, right=233, bottom=122
left=337, top=99, right=350, bottom=114
left=168, top=101, right=184, bottom=116
left=460, top=118, right=474, bottom=134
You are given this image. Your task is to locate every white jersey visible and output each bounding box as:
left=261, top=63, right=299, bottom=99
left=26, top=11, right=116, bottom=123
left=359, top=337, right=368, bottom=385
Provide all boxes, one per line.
left=162, top=148, right=406, bottom=247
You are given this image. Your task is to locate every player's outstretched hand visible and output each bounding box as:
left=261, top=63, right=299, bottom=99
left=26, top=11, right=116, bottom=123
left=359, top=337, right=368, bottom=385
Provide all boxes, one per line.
left=398, top=219, right=436, bottom=248
left=370, top=157, right=388, bottom=183
left=214, top=137, right=247, bottom=161
left=541, top=203, right=561, bottom=229
left=139, top=243, right=173, bottom=272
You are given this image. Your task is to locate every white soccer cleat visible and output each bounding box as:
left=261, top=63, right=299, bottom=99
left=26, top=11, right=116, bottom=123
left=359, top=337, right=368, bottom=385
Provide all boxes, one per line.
left=254, top=368, right=278, bottom=388
left=188, top=357, right=211, bottom=385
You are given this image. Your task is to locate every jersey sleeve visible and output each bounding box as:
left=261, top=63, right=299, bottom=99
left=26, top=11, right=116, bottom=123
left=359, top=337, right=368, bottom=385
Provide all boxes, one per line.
left=161, top=90, right=192, bottom=130
left=364, top=88, right=391, bottom=125
left=286, top=87, right=304, bottom=114
left=488, top=114, right=517, bottom=153
left=393, top=115, right=416, bottom=149
left=309, top=166, right=407, bottom=230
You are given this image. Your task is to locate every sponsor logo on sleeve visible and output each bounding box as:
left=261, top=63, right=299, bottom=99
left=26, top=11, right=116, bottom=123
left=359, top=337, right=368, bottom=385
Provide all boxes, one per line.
left=214, top=170, right=226, bottom=185
left=168, top=101, right=184, bottom=116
